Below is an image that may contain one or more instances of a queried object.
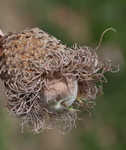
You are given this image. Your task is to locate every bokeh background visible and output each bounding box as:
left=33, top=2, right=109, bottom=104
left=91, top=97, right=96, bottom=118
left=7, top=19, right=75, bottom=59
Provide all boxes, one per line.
left=0, top=0, right=126, bottom=150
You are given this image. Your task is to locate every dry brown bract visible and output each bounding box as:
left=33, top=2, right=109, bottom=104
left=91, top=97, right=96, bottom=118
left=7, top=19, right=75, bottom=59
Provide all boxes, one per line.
left=0, top=28, right=119, bottom=133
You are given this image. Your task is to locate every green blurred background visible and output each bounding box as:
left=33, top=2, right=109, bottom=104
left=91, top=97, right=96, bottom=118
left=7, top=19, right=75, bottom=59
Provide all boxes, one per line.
left=0, top=0, right=126, bottom=150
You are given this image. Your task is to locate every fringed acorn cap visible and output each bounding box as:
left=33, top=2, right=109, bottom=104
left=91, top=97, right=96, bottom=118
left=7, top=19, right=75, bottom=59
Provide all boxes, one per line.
left=0, top=27, right=119, bottom=133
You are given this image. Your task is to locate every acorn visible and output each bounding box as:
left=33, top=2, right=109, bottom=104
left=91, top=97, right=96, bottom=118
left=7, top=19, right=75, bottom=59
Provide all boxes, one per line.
left=0, top=27, right=118, bottom=133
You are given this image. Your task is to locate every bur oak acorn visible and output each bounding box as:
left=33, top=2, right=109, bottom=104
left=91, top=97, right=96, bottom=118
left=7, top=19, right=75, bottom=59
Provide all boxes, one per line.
left=0, top=28, right=118, bottom=133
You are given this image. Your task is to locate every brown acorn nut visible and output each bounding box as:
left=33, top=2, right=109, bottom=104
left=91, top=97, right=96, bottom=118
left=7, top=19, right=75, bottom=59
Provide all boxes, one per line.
left=0, top=28, right=118, bottom=133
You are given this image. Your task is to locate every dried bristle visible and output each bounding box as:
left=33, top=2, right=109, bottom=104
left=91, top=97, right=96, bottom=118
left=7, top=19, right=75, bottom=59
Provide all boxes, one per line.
left=0, top=27, right=118, bottom=133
